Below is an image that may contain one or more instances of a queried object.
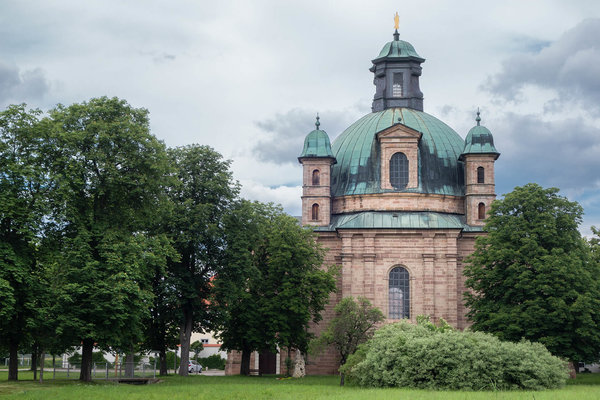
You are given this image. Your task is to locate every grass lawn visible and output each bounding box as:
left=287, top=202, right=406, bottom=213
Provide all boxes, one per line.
left=1, top=372, right=600, bottom=399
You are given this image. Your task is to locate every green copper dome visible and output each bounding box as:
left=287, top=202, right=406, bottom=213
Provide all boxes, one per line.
left=374, top=38, right=424, bottom=61
left=299, top=128, right=335, bottom=160
left=330, top=108, right=465, bottom=197
left=460, top=125, right=500, bottom=159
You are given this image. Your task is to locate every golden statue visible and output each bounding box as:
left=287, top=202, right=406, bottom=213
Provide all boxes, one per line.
left=394, top=12, right=399, bottom=30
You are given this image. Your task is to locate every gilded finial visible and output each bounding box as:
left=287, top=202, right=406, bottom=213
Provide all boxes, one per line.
left=475, top=108, right=481, bottom=126
left=315, top=113, right=320, bottom=129
left=394, top=12, right=400, bottom=30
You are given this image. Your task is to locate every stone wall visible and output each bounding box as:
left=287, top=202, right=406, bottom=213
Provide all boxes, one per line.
left=332, top=192, right=464, bottom=214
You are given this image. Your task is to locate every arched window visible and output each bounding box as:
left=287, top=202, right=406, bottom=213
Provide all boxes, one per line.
left=390, top=152, right=409, bottom=190
left=311, top=203, right=319, bottom=221
left=389, top=266, right=410, bottom=319
left=478, top=202, right=486, bottom=220
left=312, top=169, right=320, bottom=186
left=477, top=166, right=485, bottom=183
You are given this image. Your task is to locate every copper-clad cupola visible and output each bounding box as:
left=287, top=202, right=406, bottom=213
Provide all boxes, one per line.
left=371, top=13, right=425, bottom=112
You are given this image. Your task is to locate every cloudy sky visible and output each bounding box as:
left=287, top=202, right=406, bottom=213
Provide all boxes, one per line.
left=2, top=0, right=600, bottom=234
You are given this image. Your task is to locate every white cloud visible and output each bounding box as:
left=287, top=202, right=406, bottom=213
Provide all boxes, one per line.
left=239, top=180, right=302, bottom=216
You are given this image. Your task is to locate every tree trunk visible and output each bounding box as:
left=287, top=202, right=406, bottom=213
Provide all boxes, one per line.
left=125, top=346, right=135, bottom=378
left=568, top=361, right=577, bottom=379
left=39, top=351, right=45, bottom=383
left=8, top=337, right=18, bottom=381
left=159, top=349, right=168, bottom=376
left=178, top=314, right=192, bottom=376
left=240, top=349, right=251, bottom=376
left=79, top=338, right=94, bottom=382
left=31, top=345, right=37, bottom=381
left=339, top=355, right=346, bottom=386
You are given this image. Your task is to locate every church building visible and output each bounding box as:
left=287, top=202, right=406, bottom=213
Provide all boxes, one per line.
left=225, top=24, right=500, bottom=376
left=298, top=27, right=500, bottom=374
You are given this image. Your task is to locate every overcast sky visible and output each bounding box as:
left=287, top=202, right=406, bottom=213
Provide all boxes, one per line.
left=2, top=0, right=600, bottom=234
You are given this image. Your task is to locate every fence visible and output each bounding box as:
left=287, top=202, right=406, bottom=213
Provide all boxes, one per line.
left=1, top=360, right=159, bottom=380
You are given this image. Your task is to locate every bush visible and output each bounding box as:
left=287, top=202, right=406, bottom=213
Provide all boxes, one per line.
left=343, top=322, right=568, bottom=390
left=197, top=354, right=226, bottom=370
left=68, top=351, right=110, bottom=366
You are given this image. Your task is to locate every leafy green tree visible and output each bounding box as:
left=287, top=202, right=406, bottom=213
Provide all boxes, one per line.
left=0, top=105, right=51, bottom=381
left=212, top=200, right=270, bottom=375
left=464, top=183, right=600, bottom=366
left=140, top=244, right=180, bottom=375
left=47, top=97, right=171, bottom=381
left=164, top=145, right=238, bottom=376
left=215, top=200, right=337, bottom=375
left=190, top=341, right=204, bottom=361
left=589, top=226, right=600, bottom=263
left=311, top=296, right=384, bottom=385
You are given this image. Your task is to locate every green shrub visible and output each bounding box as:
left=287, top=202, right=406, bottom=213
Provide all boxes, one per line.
left=197, top=354, right=226, bottom=370
left=344, top=322, right=568, bottom=390
left=339, top=343, right=368, bottom=383
left=67, top=351, right=110, bottom=366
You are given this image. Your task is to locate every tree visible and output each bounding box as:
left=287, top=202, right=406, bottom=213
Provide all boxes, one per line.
left=464, top=183, right=600, bottom=366
left=0, top=105, right=51, bottom=381
left=589, top=226, right=600, bottom=264
left=212, top=200, right=269, bottom=375
left=140, top=241, right=181, bottom=376
left=164, top=145, right=238, bottom=376
left=311, top=296, right=384, bottom=386
left=47, top=97, right=171, bottom=381
left=190, top=341, right=204, bottom=361
left=214, top=200, right=337, bottom=375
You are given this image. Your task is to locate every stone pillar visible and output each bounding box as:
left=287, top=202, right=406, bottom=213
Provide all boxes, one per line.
left=445, top=253, right=458, bottom=326
left=422, top=253, right=435, bottom=318
left=340, top=233, right=353, bottom=295
left=363, top=233, right=376, bottom=300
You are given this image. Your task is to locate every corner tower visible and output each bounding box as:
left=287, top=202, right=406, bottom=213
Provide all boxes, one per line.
left=298, top=116, right=336, bottom=226
left=371, top=22, right=425, bottom=112
left=459, top=110, right=500, bottom=226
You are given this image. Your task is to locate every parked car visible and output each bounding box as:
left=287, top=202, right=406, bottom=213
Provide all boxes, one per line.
left=188, top=360, right=203, bottom=373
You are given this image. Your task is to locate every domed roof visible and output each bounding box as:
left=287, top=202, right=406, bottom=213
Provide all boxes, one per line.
left=299, top=121, right=335, bottom=160
left=374, top=38, right=424, bottom=61
left=460, top=116, right=500, bottom=159
left=330, top=108, right=465, bottom=197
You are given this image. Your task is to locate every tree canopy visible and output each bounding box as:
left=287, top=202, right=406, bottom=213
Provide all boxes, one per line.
left=464, top=183, right=600, bottom=363
left=163, top=144, right=239, bottom=376
left=0, top=104, right=51, bottom=380
left=0, top=99, right=336, bottom=382
left=47, top=97, right=172, bottom=381
left=214, top=200, right=337, bottom=375
left=311, top=296, right=384, bottom=385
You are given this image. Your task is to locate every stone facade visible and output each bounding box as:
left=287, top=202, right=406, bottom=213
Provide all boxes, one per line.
left=301, top=228, right=479, bottom=375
